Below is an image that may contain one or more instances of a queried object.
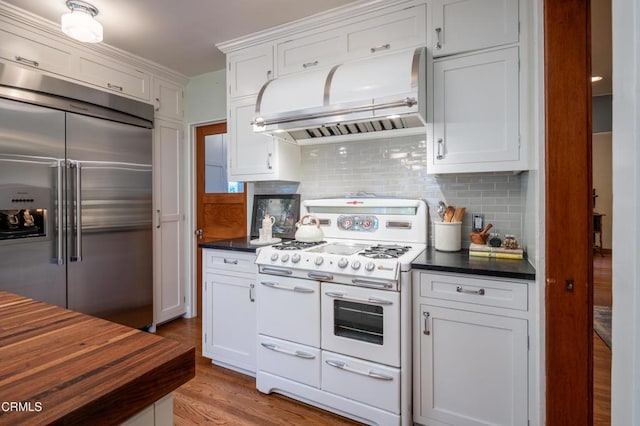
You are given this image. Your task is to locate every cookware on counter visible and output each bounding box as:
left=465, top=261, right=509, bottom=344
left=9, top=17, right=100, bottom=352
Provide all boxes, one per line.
left=294, top=214, right=324, bottom=242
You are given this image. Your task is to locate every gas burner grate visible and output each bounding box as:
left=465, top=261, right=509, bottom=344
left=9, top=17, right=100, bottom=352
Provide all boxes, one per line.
left=359, top=244, right=412, bottom=259
left=272, top=240, right=326, bottom=250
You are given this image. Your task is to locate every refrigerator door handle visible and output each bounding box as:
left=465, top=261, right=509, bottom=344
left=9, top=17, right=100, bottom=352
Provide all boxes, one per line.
left=56, top=160, right=64, bottom=265
left=69, top=160, right=82, bottom=262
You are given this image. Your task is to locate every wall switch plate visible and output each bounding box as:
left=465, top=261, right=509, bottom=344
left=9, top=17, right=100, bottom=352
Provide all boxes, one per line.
left=472, top=214, right=485, bottom=232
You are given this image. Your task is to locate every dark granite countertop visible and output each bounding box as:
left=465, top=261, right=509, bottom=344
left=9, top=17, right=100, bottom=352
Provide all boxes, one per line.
left=411, top=247, right=536, bottom=281
left=198, top=237, right=279, bottom=253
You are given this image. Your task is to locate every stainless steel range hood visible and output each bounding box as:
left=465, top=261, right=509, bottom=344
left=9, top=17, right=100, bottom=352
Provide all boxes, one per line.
left=253, top=47, right=426, bottom=145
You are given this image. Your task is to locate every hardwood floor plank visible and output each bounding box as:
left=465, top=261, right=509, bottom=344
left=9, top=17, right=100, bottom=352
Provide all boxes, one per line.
left=157, top=317, right=360, bottom=425
left=593, top=253, right=612, bottom=425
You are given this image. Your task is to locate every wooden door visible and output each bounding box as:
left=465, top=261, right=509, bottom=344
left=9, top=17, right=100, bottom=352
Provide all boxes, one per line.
left=195, top=123, right=247, bottom=317
left=544, top=0, right=593, bottom=424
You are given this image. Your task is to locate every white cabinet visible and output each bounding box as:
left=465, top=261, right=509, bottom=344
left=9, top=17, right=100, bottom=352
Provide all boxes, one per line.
left=413, top=271, right=533, bottom=426
left=0, top=26, right=73, bottom=77
left=153, top=77, right=183, bottom=121
left=276, top=4, right=427, bottom=76
left=77, top=53, right=151, bottom=101
left=227, top=44, right=274, bottom=99
left=202, top=249, right=256, bottom=375
left=228, top=97, right=300, bottom=182
left=428, top=46, right=523, bottom=173
left=432, top=0, right=519, bottom=57
left=153, top=119, right=186, bottom=324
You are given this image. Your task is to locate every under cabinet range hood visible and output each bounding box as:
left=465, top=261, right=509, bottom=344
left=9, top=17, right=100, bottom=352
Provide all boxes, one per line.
left=253, top=47, right=426, bottom=144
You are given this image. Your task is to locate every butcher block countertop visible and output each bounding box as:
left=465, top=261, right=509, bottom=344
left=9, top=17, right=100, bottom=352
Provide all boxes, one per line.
left=0, top=291, right=195, bottom=425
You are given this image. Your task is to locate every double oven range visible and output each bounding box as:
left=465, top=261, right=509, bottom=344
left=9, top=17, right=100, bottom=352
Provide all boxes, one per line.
left=255, top=197, right=427, bottom=426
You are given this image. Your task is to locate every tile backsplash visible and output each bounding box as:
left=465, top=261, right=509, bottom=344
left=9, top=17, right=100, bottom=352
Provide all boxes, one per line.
left=254, top=135, right=524, bottom=248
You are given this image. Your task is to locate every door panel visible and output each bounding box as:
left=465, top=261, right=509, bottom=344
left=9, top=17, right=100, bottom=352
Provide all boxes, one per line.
left=0, top=97, right=66, bottom=307
left=65, top=113, right=152, bottom=328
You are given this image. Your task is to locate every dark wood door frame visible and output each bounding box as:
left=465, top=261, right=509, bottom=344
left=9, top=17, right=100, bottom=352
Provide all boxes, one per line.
left=544, top=0, right=593, bottom=424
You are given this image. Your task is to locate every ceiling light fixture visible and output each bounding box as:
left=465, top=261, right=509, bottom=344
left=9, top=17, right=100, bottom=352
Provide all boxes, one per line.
left=61, top=0, right=103, bottom=43
left=591, top=75, right=603, bottom=83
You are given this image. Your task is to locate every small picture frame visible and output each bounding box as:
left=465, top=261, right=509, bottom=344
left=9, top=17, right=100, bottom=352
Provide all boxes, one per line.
left=251, top=194, right=301, bottom=239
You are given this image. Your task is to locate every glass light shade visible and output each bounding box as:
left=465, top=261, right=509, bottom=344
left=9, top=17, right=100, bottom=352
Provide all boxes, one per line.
left=61, top=10, right=103, bottom=43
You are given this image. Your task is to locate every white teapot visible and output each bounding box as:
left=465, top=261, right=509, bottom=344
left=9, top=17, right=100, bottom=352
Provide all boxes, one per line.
left=294, top=214, right=324, bottom=242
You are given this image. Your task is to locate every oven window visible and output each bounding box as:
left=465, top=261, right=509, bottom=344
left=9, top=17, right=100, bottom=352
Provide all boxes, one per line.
left=333, top=300, right=383, bottom=345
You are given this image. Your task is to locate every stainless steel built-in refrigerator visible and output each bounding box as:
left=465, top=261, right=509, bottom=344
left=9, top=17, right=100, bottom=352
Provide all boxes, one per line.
left=0, top=63, right=153, bottom=329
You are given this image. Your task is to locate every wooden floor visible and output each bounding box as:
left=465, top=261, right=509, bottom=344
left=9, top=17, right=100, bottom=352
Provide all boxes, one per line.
left=156, top=317, right=360, bottom=425
left=157, top=255, right=612, bottom=425
left=593, top=253, right=612, bottom=425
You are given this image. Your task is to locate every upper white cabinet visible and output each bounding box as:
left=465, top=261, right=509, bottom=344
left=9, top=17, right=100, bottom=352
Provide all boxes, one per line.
left=276, top=3, right=427, bottom=76
left=0, top=26, right=73, bottom=77
left=228, top=44, right=274, bottom=99
left=78, top=53, right=151, bottom=101
left=429, top=46, right=522, bottom=173
left=228, top=97, right=300, bottom=182
left=277, top=29, right=346, bottom=76
left=345, top=4, right=427, bottom=59
left=432, top=0, right=519, bottom=57
left=153, top=77, right=183, bottom=122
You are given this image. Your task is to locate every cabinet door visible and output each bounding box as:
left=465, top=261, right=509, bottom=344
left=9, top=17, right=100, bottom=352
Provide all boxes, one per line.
left=228, top=44, right=273, bottom=98
left=153, top=77, right=183, bottom=121
left=430, top=46, right=520, bottom=173
left=154, top=120, right=185, bottom=324
left=78, top=54, right=151, bottom=101
left=228, top=97, right=276, bottom=179
left=0, top=26, right=73, bottom=76
left=432, top=0, right=519, bottom=57
left=346, top=4, right=427, bottom=59
left=415, top=304, right=528, bottom=426
left=277, top=29, right=346, bottom=76
left=209, top=273, right=256, bottom=373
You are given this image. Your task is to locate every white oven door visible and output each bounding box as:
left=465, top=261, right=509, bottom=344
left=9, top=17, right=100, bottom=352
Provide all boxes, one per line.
left=321, top=282, right=400, bottom=367
left=257, top=273, right=320, bottom=347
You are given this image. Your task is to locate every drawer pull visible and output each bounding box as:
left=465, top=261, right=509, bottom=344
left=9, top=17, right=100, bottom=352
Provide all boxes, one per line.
left=261, top=266, right=293, bottom=276
left=107, top=83, right=123, bottom=92
left=308, top=271, right=334, bottom=281
left=302, top=60, right=319, bottom=69
left=15, top=55, right=39, bottom=67
left=249, top=283, right=255, bottom=302
left=436, top=138, right=445, bottom=160
left=260, top=281, right=314, bottom=294
left=370, top=43, right=391, bottom=53
left=261, top=342, right=315, bottom=359
left=223, top=258, right=238, bottom=264
left=423, top=311, right=430, bottom=335
left=456, top=286, right=485, bottom=296
left=325, top=360, right=393, bottom=381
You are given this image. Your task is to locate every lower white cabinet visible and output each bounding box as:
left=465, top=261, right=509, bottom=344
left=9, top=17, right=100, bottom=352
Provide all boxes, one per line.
left=202, top=249, right=256, bottom=375
left=413, top=271, right=533, bottom=426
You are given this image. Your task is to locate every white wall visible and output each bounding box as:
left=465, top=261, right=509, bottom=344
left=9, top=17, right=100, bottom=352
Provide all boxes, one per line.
left=592, top=132, right=613, bottom=249
left=184, top=69, right=227, bottom=125
left=611, top=0, right=640, bottom=423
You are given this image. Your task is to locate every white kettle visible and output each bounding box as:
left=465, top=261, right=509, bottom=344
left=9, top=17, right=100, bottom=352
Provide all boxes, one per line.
left=294, top=214, right=324, bottom=242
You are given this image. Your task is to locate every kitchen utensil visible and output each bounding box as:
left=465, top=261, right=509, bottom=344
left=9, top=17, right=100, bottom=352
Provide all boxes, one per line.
left=443, top=206, right=456, bottom=222
left=452, top=207, right=466, bottom=223
left=437, top=201, right=447, bottom=221
left=469, top=223, right=493, bottom=245
left=294, top=214, right=324, bottom=242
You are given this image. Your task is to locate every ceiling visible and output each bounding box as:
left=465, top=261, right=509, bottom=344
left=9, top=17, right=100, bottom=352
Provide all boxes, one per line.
left=2, top=0, right=361, bottom=77
left=3, top=0, right=612, bottom=94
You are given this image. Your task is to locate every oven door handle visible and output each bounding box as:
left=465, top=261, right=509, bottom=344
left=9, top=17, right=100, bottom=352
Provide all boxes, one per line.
left=261, top=342, right=315, bottom=359
left=260, top=281, right=314, bottom=294
left=351, top=278, right=395, bottom=289
left=325, top=360, right=394, bottom=381
left=324, top=291, right=393, bottom=306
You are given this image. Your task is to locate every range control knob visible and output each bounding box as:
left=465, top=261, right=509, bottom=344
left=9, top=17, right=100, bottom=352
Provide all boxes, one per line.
left=351, top=260, right=361, bottom=270
left=314, top=257, right=324, bottom=266
left=281, top=254, right=290, bottom=262
left=291, top=254, right=301, bottom=263
left=365, top=262, right=376, bottom=272
left=337, top=257, right=349, bottom=268
left=270, top=253, right=279, bottom=261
